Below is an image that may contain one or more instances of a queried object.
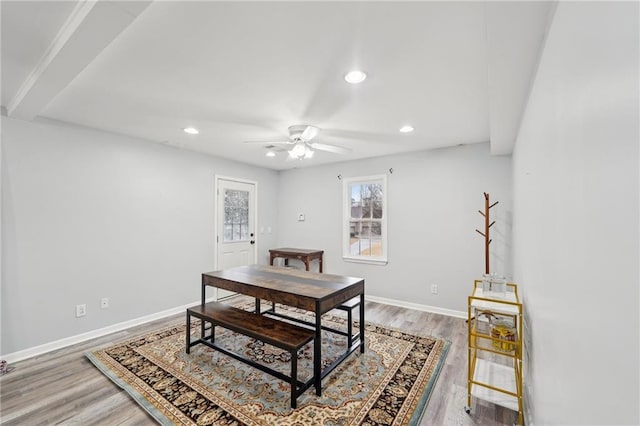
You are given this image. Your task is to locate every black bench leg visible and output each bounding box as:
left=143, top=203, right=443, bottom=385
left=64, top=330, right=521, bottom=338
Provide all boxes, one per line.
left=347, top=307, right=353, bottom=348
left=186, top=311, right=191, bottom=354
left=290, top=349, right=297, bottom=408
left=360, top=294, right=365, bottom=354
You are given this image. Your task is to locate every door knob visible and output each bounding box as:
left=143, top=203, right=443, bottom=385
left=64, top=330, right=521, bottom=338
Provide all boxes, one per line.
left=250, top=240, right=255, bottom=245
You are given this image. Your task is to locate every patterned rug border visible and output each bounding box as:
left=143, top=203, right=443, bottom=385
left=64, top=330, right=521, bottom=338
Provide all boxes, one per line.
left=86, top=315, right=450, bottom=425
left=409, top=337, right=449, bottom=425
left=87, top=349, right=170, bottom=423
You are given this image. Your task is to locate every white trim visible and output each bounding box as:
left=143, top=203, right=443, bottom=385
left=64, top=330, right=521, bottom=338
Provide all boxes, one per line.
left=1, top=297, right=216, bottom=364
left=342, top=174, right=388, bottom=263
left=2, top=294, right=464, bottom=363
left=365, top=295, right=466, bottom=319
left=213, top=175, right=258, bottom=300
left=7, top=0, right=97, bottom=116
left=343, top=256, right=388, bottom=265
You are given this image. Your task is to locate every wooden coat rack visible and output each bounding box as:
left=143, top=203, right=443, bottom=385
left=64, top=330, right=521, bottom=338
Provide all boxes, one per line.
left=475, top=192, right=498, bottom=274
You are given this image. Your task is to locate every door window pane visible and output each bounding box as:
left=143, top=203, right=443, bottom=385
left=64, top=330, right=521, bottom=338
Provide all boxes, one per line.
left=223, top=189, right=249, bottom=242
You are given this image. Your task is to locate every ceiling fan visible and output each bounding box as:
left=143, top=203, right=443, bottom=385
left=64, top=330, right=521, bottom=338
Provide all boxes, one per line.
left=244, top=125, right=350, bottom=160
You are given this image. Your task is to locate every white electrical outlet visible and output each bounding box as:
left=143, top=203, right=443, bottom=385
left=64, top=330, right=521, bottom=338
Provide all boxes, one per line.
left=298, top=213, right=305, bottom=221
left=101, top=298, right=109, bottom=309
left=75, top=304, right=86, bottom=317
left=431, top=284, right=438, bottom=294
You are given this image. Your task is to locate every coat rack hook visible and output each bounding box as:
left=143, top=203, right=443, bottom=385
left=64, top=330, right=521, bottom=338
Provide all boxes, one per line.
left=388, top=168, right=393, bottom=174
left=337, top=174, right=342, bottom=181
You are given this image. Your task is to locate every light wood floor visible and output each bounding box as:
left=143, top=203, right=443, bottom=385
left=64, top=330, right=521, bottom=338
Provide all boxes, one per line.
left=0, top=299, right=518, bottom=425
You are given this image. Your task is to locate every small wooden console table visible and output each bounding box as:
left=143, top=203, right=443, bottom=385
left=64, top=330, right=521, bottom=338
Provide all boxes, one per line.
left=269, top=248, right=324, bottom=272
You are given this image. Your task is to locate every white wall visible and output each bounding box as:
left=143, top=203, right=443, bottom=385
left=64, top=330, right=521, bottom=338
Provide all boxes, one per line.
left=1, top=117, right=279, bottom=356
left=276, top=143, right=512, bottom=314
left=512, top=2, right=639, bottom=425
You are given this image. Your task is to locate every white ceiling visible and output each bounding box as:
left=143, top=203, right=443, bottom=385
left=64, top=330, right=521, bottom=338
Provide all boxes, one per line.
left=1, top=1, right=553, bottom=170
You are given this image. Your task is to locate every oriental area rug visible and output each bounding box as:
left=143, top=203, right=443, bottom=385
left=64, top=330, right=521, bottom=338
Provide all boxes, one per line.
left=87, top=304, right=449, bottom=425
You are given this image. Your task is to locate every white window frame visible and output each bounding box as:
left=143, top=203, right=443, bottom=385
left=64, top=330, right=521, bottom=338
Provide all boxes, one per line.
left=342, top=174, right=388, bottom=265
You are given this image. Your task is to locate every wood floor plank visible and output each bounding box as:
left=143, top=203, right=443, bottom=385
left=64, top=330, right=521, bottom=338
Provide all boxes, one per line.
left=0, top=298, right=517, bottom=425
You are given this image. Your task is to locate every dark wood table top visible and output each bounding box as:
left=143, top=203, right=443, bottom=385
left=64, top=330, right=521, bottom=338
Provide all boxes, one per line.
left=202, top=264, right=363, bottom=314
left=268, top=248, right=324, bottom=256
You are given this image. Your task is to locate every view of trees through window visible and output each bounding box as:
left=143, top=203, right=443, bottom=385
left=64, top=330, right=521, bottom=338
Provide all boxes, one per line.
left=349, top=181, right=383, bottom=256
left=223, top=189, right=249, bottom=242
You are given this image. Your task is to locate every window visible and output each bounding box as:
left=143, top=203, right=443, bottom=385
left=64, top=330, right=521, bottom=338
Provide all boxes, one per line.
left=343, top=175, right=387, bottom=264
left=223, top=189, right=249, bottom=242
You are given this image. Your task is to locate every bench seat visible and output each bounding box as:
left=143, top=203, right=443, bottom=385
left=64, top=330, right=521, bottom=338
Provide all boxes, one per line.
left=186, top=301, right=314, bottom=408
left=265, top=296, right=362, bottom=349
left=335, top=297, right=361, bottom=347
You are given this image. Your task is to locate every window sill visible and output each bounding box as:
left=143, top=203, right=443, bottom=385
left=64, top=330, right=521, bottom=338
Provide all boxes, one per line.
left=342, top=256, right=388, bottom=266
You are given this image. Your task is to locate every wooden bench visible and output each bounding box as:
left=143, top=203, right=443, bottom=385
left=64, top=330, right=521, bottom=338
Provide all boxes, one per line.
left=264, top=296, right=361, bottom=350
left=186, top=301, right=315, bottom=408
left=335, top=297, right=361, bottom=347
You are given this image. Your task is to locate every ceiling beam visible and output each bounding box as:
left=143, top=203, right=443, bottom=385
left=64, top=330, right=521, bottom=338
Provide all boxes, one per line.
left=485, top=2, right=556, bottom=155
left=6, top=0, right=151, bottom=121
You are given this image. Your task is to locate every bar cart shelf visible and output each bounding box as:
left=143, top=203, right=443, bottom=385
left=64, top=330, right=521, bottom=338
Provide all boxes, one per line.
left=465, top=280, right=524, bottom=425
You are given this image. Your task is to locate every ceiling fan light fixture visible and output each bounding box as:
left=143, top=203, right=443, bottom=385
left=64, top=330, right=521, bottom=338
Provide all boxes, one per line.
left=399, top=125, right=415, bottom=133
left=183, top=127, right=199, bottom=135
left=289, top=142, right=313, bottom=160
left=290, top=142, right=307, bottom=158
left=345, top=70, right=367, bottom=84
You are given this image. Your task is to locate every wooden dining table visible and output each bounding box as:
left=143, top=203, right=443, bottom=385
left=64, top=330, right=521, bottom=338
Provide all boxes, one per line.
left=201, top=264, right=365, bottom=396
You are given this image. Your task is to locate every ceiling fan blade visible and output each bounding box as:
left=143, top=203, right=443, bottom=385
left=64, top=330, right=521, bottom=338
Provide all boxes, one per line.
left=243, top=140, right=293, bottom=145
left=322, top=128, right=416, bottom=147
left=301, top=32, right=357, bottom=123
left=308, top=142, right=351, bottom=155
left=300, top=125, right=320, bottom=141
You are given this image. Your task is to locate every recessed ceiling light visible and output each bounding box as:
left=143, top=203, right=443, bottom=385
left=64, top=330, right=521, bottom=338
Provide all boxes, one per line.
left=344, top=70, right=367, bottom=84
left=266, top=151, right=276, bottom=157
left=399, top=125, right=414, bottom=133
left=183, top=127, right=199, bottom=135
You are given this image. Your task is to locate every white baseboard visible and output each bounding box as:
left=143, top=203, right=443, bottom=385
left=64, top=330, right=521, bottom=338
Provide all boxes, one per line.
left=1, top=297, right=217, bottom=364
left=2, top=295, right=463, bottom=363
left=365, top=295, right=466, bottom=319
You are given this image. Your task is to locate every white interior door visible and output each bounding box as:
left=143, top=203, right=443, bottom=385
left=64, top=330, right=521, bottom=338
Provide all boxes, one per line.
left=216, top=177, right=256, bottom=299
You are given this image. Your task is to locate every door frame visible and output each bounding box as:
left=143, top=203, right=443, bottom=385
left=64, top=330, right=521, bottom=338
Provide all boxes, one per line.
left=214, top=175, right=259, bottom=272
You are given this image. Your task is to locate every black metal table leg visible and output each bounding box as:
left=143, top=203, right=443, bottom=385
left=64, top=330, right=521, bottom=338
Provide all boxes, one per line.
left=314, top=301, right=322, bottom=396
left=360, top=293, right=365, bottom=353
left=290, top=349, right=297, bottom=408
left=186, top=311, right=191, bottom=354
